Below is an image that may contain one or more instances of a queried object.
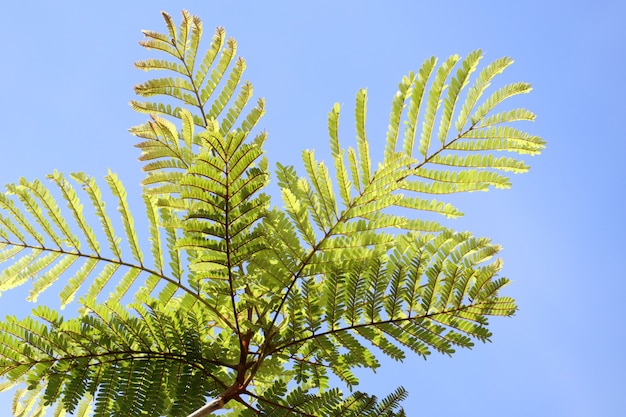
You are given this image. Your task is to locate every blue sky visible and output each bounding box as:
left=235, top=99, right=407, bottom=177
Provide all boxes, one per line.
left=1, top=1, right=625, bottom=416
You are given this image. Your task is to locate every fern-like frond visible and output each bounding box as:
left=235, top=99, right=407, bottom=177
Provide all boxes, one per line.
left=0, top=171, right=206, bottom=312
left=240, top=381, right=408, bottom=417
left=265, top=229, right=513, bottom=386
left=0, top=300, right=236, bottom=417
left=131, top=10, right=266, bottom=192
left=339, top=50, right=546, bottom=217
left=174, top=129, right=270, bottom=271
left=285, top=54, right=542, bottom=254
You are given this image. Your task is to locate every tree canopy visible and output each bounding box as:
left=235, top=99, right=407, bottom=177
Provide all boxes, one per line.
left=0, top=10, right=544, bottom=417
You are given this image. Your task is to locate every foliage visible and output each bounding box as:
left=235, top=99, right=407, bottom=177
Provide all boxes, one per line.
left=0, top=10, right=544, bottom=417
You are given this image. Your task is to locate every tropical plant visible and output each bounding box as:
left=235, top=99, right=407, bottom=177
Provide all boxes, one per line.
left=0, top=10, right=545, bottom=417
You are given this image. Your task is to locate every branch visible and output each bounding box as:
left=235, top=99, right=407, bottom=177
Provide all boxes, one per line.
left=186, top=381, right=244, bottom=417
left=187, top=397, right=225, bottom=417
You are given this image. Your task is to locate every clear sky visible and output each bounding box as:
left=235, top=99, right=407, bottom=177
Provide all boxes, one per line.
left=1, top=1, right=624, bottom=416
